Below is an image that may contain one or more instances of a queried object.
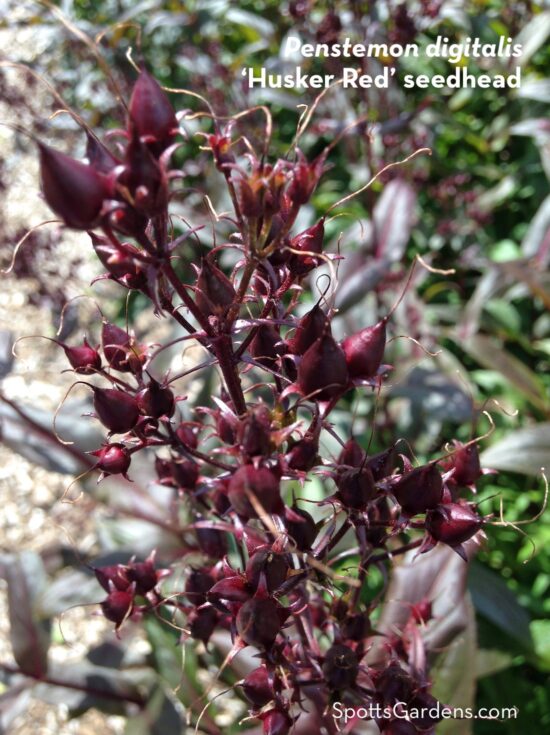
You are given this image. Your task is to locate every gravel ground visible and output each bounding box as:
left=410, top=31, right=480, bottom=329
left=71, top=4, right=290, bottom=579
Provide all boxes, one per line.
left=0, top=16, right=130, bottom=721
left=0, top=284, right=129, bottom=735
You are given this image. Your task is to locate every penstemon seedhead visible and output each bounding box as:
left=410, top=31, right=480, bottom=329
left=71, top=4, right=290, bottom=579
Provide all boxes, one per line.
left=28, top=64, right=496, bottom=733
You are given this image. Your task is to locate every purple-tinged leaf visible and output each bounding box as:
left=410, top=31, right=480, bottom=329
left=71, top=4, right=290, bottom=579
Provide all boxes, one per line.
left=430, top=596, right=476, bottom=735
left=0, top=682, right=33, bottom=734
left=460, top=334, right=548, bottom=411
left=521, top=194, right=550, bottom=262
left=481, top=423, right=550, bottom=477
left=367, top=542, right=476, bottom=668
left=335, top=255, right=391, bottom=313
left=0, top=551, right=50, bottom=677
left=33, top=660, right=144, bottom=716
left=373, top=179, right=417, bottom=261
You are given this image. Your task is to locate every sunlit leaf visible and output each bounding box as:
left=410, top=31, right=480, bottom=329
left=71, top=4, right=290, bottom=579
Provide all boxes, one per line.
left=0, top=552, right=51, bottom=678
left=468, top=562, right=533, bottom=651
left=460, top=334, right=548, bottom=410
left=481, top=423, right=550, bottom=476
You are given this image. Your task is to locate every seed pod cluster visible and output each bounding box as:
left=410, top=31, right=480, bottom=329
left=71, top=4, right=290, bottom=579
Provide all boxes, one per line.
left=33, top=64, right=494, bottom=735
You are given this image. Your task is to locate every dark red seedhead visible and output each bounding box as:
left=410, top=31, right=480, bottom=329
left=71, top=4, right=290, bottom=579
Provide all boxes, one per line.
left=227, top=465, right=284, bottom=519
left=296, top=332, right=348, bottom=401
left=129, top=69, right=178, bottom=155
left=236, top=598, right=283, bottom=648
left=92, top=387, right=140, bottom=434
left=39, top=143, right=107, bottom=229
left=90, top=443, right=131, bottom=477
left=62, top=338, right=101, bottom=374
left=341, top=319, right=387, bottom=380
left=392, top=462, right=443, bottom=515
left=322, top=643, right=359, bottom=690
left=425, top=502, right=483, bottom=547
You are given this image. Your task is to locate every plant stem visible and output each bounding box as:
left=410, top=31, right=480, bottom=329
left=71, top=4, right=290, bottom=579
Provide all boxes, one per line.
left=161, top=261, right=214, bottom=337
left=0, top=392, right=93, bottom=469
left=369, top=538, right=423, bottom=563
left=0, top=661, right=146, bottom=708
left=213, top=333, right=247, bottom=415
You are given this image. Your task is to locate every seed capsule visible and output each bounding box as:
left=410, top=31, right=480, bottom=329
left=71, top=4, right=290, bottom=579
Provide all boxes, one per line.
left=286, top=302, right=328, bottom=356
left=228, top=465, right=284, bottom=518
left=102, top=322, right=133, bottom=372
left=129, top=69, right=178, bottom=155
left=208, top=576, right=251, bottom=603
left=283, top=505, right=317, bottom=551
left=62, top=338, right=101, bottom=374
left=392, top=463, right=443, bottom=515
left=287, top=151, right=324, bottom=205
left=260, top=707, right=292, bottom=735
left=335, top=466, right=375, bottom=510
left=94, top=564, right=130, bottom=592
left=425, top=503, right=483, bottom=546
left=239, top=405, right=272, bottom=458
left=286, top=437, right=319, bottom=472
left=136, top=379, right=175, bottom=418
left=170, top=459, right=199, bottom=491
left=119, top=134, right=167, bottom=216
left=175, top=424, right=198, bottom=449
left=185, top=569, right=215, bottom=605
left=92, top=387, right=140, bottom=434
left=366, top=445, right=397, bottom=481
left=101, top=587, right=134, bottom=628
left=188, top=605, right=218, bottom=646
left=241, top=665, right=275, bottom=707
left=288, top=220, right=324, bottom=276
left=196, top=527, right=228, bottom=558
left=238, top=178, right=263, bottom=218
left=86, top=132, right=119, bottom=176
left=39, top=143, right=107, bottom=229
left=338, top=438, right=366, bottom=468
left=126, top=555, right=159, bottom=595
left=236, top=598, right=282, bottom=648
left=342, top=319, right=387, bottom=380
left=297, top=332, right=348, bottom=400
left=246, top=550, right=289, bottom=594
left=249, top=324, right=282, bottom=370
left=90, top=443, right=131, bottom=477
left=447, top=442, right=482, bottom=486
left=322, top=643, right=359, bottom=690
left=91, top=234, right=146, bottom=290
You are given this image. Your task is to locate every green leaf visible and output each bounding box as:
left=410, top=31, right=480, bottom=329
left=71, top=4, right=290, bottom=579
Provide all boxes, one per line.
left=481, top=423, right=550, bottom=476
left=475, top=649, right=514, bottom=678
left=125, top=685, right=183, bottom=735
left=468, top=562, right=533, bottom=651
left=531, top=620, right=550, bottom=670
left=460, top=334, right=548, bottom=410
left=144, top=616, right=183, bottom=692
